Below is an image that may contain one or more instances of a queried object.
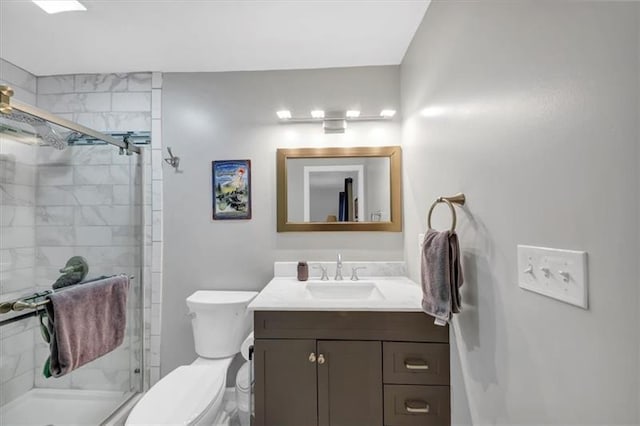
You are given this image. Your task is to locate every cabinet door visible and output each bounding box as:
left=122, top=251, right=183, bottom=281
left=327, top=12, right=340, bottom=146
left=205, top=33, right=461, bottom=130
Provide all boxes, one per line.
left=317, top=340, right=383, bottom=426
left=254, top=339, right=318, bottom=426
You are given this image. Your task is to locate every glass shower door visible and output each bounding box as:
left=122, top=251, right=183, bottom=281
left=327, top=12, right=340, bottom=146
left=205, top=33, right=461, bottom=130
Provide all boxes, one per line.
left=1, top=134, right=144, bottom=425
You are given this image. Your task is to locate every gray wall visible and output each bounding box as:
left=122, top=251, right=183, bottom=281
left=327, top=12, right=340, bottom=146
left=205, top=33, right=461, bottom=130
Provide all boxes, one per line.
left=161, top=66, right=403, bottom=373
left=401, top=1, right=639, bottom=424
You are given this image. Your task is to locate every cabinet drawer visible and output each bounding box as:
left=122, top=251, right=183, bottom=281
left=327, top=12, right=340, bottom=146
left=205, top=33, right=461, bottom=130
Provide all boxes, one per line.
left=255, top=311, right=449, bottom=342
left=383, top=385, right=450, bottom=426
left=383, top=342, right=449, bottom=385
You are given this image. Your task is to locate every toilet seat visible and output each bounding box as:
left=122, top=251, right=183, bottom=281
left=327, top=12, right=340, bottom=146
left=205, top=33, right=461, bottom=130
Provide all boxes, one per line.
left=126, top=362, right=227, bottom=425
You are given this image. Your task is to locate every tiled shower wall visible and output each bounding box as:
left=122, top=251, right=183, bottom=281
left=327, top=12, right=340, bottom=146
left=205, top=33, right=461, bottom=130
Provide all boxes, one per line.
left=149, top=72, right=163, bottom=386
left=0, top=59, right=39, bottom=405
left=33, top=144, right=142, bottom=392
left=34, top=71, right=164, bottom=389
left=0, top=61, right=164, bottom=405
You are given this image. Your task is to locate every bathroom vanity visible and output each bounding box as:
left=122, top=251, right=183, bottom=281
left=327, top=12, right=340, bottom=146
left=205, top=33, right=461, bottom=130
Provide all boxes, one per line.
left=249, top=268, right=451, bottom=426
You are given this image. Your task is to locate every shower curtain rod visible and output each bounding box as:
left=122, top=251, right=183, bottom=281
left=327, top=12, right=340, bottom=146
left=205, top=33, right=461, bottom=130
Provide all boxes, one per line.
left=0, top=85, right=141, bottom=154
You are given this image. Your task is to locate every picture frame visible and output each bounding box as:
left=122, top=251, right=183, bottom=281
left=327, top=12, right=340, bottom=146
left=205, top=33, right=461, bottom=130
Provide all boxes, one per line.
left=212, top=159, right=252, bottom=220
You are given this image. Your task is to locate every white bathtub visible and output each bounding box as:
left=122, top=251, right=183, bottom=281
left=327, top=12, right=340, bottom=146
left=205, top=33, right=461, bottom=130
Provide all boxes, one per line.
left=0, top=389, right=131, bottom=426
left=0, top=387, right=240, bottom=426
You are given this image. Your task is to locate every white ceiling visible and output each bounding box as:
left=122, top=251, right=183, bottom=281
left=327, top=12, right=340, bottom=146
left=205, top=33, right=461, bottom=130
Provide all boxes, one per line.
left=0, top=0, right=430, bottom=76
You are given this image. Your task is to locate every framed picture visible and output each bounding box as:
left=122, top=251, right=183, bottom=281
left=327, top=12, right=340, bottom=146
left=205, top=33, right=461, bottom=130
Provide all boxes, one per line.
left=212, top=159, right=252, bottom=220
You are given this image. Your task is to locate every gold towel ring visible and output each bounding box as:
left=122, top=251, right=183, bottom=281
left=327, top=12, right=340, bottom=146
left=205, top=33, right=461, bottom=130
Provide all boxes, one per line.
left=427, top=193, right=466, bottom=232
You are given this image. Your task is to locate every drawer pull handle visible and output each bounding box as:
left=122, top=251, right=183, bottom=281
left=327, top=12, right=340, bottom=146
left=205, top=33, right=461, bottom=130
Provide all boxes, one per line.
left=317, top=354, right=325, bottom=365
left=309, top=352, right=316, bottom=363
left=404, top=359, right=429, bottom=370
left=405, top=400, right=430, bottom=414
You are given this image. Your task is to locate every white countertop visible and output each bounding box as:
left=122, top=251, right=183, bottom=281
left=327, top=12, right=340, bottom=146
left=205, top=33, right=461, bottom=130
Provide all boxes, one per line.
left=248, top=276, right=424, bottom=312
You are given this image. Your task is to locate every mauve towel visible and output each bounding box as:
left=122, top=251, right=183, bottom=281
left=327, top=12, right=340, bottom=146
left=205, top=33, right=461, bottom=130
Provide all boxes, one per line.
left=421, top=229, right=463, bottom=326
left=45, top=275, right=130, bottom=378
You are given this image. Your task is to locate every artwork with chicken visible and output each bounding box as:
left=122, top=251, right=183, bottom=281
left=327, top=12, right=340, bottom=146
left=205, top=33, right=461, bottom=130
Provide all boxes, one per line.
left=212, top=159, right=252, bottom=220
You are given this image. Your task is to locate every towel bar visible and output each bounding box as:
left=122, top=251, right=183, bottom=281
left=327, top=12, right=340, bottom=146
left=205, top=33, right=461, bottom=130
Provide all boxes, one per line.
left=427, top=193, right=466, bottom=232
left=0, top=274, right=135, bottom=326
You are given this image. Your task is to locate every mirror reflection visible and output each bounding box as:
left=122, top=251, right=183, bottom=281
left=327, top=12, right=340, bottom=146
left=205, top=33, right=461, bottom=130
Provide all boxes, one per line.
left=286, top=157, right=390, bottom=223
left=277, top=146, right=402, bottom=232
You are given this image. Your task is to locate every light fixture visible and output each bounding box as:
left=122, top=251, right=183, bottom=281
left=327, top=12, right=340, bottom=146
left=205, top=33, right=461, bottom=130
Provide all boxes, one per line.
left=276, top=110, right=292, bottom=120
left=323, top=119, right=347, bottom=134
left=32, top=0, right=87, bottom=14
left=275, top=108, right=396, bottom=133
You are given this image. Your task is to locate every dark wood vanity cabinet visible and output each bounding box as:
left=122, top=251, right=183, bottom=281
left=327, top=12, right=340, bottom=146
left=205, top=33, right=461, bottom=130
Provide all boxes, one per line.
left=253, top=311, right=451, bottom=426
left=254, top=339, right=318, bottom=426
left=254, top=339, right=382, bottom=426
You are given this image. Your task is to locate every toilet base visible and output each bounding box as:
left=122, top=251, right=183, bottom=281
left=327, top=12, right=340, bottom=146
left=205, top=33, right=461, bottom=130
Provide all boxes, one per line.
left=212, top=408, right=231, bottom=426
left=125, top=358, right=232, bottom=426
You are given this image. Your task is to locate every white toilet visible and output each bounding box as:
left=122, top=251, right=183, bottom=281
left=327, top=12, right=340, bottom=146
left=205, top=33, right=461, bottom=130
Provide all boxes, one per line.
left=126, top=290, right=258, bottom=426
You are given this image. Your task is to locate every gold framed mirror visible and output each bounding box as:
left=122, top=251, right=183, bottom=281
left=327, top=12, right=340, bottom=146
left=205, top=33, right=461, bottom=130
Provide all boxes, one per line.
left=277, top=146, right=402, bottom=232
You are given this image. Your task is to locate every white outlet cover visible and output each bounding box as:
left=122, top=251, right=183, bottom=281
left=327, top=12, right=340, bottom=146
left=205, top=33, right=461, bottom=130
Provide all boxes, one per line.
left=517, top=245, right=588, bottom=309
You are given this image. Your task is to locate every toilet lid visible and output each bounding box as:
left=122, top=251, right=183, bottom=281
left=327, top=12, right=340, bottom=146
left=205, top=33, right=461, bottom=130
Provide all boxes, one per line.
left=127, top=364, right=226, bottom=425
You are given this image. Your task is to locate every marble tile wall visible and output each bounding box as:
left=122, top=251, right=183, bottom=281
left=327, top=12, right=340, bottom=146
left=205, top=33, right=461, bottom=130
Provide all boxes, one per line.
left=149, top=72, right=162, bottom=386
left=0, top=59, right=37, bottom=105
left=273, top=261, right=407, bottom=278
left=36, top=73, right=152, bottom=133
left=33, top=145, right=143, bottom=392
left=1, top=65, right=164, bottom=402
left=32, top=71, right=163, bottom=392
left=0, top=60, right=38, bottom=405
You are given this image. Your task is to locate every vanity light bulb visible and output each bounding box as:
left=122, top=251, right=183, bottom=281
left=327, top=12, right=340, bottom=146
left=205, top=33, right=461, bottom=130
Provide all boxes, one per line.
left=276, top=110, right=292, bottom=120
left=380, top=109, right=396, bottom=118
left=311, top=110, right=325, bottom=119
left=346, top=110, right=361, bottom=118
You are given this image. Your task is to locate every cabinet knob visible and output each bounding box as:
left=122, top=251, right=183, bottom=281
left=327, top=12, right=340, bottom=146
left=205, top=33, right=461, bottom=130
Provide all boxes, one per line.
left=317, top=354, right=325, bottom=365
left=309, top=352, right=316, bottom=363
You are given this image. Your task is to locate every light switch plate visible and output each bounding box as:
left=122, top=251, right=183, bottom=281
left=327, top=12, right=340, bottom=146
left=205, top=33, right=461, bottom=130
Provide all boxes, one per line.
left=517, top=245, right=588, bottom=309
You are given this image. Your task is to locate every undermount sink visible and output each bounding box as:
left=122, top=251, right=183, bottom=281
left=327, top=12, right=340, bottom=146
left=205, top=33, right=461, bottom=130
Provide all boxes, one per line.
left=305, top=281, right=385, bottom=301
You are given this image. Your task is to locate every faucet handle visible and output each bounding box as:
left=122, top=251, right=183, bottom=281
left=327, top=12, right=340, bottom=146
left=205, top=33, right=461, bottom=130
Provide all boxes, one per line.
left=350, top=266, right=367, bottom=281
left=312, top=264, right=329, bottom=281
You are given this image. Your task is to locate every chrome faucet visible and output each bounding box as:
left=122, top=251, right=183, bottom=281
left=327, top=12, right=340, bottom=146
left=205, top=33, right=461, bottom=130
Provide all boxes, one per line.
left=350, top=266, right=367, bottom=281
left=335, top=253, right=343, bottom=281
left=312, top=264, right=329, bottom=281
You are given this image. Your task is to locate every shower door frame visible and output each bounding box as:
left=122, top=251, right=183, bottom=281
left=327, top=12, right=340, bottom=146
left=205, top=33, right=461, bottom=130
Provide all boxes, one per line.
left=1, top=88, right=141, bottom=154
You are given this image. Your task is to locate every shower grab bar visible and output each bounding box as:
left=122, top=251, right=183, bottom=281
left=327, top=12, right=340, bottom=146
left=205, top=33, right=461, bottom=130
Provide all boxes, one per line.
left=0, top=275, right=135, bottom=327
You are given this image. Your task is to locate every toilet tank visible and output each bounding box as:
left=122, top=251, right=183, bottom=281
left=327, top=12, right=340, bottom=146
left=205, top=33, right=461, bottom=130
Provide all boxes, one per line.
left=186, top=291, right=258, bottom=359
